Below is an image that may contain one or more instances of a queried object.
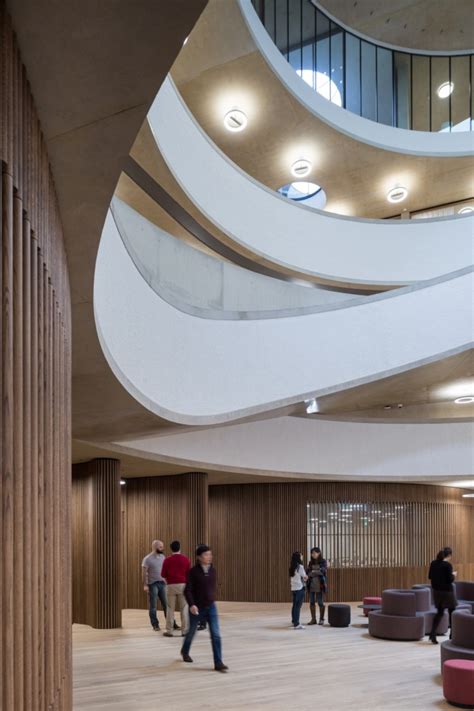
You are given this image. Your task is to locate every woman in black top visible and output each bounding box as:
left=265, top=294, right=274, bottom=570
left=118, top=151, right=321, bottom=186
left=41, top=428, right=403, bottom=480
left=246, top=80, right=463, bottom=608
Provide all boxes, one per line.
left=306, top=547, right=328, bottom=626
left=428, top=546, right=457, bottom=644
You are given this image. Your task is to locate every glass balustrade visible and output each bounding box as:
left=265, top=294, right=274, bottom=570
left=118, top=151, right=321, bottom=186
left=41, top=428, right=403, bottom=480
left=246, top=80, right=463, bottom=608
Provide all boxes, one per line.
left=251, top=0, right=473, bottom=132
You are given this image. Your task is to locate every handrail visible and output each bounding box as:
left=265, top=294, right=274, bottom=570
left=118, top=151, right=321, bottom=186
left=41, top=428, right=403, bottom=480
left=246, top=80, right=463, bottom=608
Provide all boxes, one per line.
left=250, top=0, right=473, bottom=132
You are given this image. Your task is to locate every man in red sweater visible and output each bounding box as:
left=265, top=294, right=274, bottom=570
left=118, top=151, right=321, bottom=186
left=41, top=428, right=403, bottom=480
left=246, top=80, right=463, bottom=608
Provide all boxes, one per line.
left=161, top=541, right=191, bottom=637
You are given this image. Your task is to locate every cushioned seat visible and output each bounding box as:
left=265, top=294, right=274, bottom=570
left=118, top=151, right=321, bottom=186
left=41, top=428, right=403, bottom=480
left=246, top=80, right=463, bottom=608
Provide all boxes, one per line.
left=412, top=584, right=434, bottom=605
left=410, top=586, right=449, bottom=635
left=368, top=590, right=425, bottom=641
left=362, top=596, right=382, bottom=617
left=441, top=609, right=474, bottom=672
left=455, top=581, right=474, bottom=614
left=328, top=604, right=351, bottom=627
left=443, top=660, right=474, bottom=708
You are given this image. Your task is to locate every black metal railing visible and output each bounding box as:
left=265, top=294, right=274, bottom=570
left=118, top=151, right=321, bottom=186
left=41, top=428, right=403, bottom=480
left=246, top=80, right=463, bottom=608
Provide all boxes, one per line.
left=251, top=0, right=473, bottom=132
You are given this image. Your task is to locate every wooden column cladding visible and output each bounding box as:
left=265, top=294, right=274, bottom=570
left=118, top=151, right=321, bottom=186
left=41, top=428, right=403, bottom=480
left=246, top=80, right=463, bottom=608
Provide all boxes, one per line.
left=1, top=3, right=72, bottom=709
left=72, top=459, right=122, bottom=629
left=121, top=472, right=208, bottom=610
left=208, top=482, right=474, bottom=603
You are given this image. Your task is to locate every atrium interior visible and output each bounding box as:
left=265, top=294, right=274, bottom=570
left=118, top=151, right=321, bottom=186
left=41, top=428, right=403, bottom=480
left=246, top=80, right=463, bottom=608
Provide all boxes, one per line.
left=0, top=1, right=473, bottom=709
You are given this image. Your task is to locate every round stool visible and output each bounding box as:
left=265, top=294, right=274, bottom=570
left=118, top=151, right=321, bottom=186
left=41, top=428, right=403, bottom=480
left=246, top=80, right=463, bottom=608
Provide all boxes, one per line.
left=328, top=604, right=351, bottom=628
left=443, top=660, right=474, bottom=708
left=363, top=596, right=382, bottom=617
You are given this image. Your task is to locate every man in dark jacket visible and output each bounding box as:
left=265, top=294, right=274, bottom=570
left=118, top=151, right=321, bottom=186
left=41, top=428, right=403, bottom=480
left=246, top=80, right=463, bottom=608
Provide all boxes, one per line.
left=180, top=545, right=228, bottom=672
left=428, top=546, right=457, bottom=644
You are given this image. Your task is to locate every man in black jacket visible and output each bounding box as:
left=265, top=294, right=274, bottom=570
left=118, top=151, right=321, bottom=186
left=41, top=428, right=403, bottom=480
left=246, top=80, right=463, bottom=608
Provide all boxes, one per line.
left=180, top=545, right=228, bottom=672
left=428, top=546, right=457, bottom=644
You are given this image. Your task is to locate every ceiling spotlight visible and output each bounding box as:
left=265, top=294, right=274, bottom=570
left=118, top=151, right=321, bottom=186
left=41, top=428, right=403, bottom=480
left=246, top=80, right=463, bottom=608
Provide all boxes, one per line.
left=183, top=36, right=189, bottom=46
left=223, top=109, right=248, bottom=132
left=291, top=159, right=312, bottom=178
left=437, top=81, right=454, bottom=99
left=120, top=479, right=126, bottom=486
left=454, top=396, right=474, bottom=404
left=305, top=398, right=319, bottom=414
left=387, top=186, right=408, bottom=203
left=458, top=206, right=474, bottom=214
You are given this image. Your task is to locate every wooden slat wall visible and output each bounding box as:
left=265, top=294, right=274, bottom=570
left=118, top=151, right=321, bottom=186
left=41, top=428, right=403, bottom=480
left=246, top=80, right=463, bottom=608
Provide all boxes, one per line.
left=121, top=473, right=208, bottom=610
left=0, top=3, right=72, bottom=710
left=72, top=459, right=122, bottom=629
left=208, top=482, right=474, bottom=603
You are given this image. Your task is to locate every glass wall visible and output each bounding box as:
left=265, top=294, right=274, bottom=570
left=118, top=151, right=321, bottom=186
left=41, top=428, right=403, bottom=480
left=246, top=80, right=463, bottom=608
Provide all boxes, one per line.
left=252, top=0, right=473, bottom=132
left=306, top=501, right=451, bottom=568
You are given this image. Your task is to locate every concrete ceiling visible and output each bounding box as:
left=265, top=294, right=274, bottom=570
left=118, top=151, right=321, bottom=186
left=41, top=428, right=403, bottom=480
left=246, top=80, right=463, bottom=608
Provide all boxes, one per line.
left=7, top=0, right=209, bottom=446
left=319, top=0, right=474, bottom=52
left=295, top=348, right=474, bottom=421
left=171, top=0, right=473, bottom=220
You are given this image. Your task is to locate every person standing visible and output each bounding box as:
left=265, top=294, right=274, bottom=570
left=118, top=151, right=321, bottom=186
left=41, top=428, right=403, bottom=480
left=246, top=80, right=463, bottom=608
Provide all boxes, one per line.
left=181, top=545, right=228, bottom=672
left=161, top=540, right=191, bottom=637
left=428, top=546, right=457, bottom=644
left=142, top=540, right=168, bottom=631
left=289, top=551, right=307, bottom=630
left=306, top=547, right=328, bottom=626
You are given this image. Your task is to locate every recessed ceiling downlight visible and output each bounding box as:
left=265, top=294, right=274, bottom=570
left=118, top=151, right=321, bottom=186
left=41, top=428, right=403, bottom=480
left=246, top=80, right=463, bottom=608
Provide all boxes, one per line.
left=120, top=479, right=126, bottom=486
left=454, top=396, right=474, bottom=404
left=458, top=206, right=474, bottom=214
left=223, top=109, right=248, bottom=132
left=437, top=81, right=454, bottom=99
left=387, top=186, right=408, bottom=203
left=291, top=159, right=312, bottom=178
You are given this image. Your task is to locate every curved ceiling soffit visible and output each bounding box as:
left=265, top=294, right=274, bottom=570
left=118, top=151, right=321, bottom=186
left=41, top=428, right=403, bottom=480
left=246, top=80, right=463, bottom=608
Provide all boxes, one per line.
left=238, top=0, right=474, bottom=157
left=106, top=417, right=474, bottom=481
left=149, top=78, right=474, bottom=290
left=94, top=211, right=474, bottom=426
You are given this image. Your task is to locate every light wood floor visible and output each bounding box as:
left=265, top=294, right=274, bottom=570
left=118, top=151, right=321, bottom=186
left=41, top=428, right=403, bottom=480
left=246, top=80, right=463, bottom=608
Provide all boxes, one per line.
left=73, top=602, right=452, bottom=711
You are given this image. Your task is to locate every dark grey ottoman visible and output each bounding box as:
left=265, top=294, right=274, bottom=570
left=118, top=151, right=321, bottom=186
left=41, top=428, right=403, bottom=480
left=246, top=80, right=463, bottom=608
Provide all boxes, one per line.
left=328, top=604, right=351, bottom=627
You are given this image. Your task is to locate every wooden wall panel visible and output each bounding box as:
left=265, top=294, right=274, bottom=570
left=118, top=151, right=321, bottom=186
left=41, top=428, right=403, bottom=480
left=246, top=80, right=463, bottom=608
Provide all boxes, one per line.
left=0, top=2, right=72, bottom=708
left=208, top=482, right=474, bottom=604
left=121, top=473, right=208, bottom=610
left=72, top=459, right=122, bottom=629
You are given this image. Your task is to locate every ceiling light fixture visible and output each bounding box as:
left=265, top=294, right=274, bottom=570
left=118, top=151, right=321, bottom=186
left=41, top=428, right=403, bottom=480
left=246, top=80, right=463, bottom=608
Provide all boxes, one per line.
left=305, top=398, right=319, bottom=414
left=120, top=479, right=126, bottom=486
left=437, top=81, right=454, bottom=99
left=458, top=206, right=474, bottom=214
left=462, top=493, right=474, bottom=498
left=223, top=109, right=248, bottom=132
left=183, top=36, right=189, bottom=46
left=454, top=396, right=474, bottom=404
left=291, top=159, right=312, bottom=178
left=387, top=186, right=408, bottom=203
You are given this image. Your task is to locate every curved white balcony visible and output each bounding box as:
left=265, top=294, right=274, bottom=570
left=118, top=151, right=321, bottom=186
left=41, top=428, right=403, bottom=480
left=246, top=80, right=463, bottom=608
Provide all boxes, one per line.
left=94, top=209, right=473, bottom=425
left=149, top=78, right=473, bottom=290
left=239, top=0, right=474, bottom=157
left=112, top=197, right=361, bottom=319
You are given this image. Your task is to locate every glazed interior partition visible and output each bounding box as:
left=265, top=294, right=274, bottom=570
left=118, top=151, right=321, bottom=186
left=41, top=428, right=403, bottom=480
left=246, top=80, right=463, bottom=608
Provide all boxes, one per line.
left=251, top=0, right=473, bottom=132
left=0, top=4, right=72, bottom=709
